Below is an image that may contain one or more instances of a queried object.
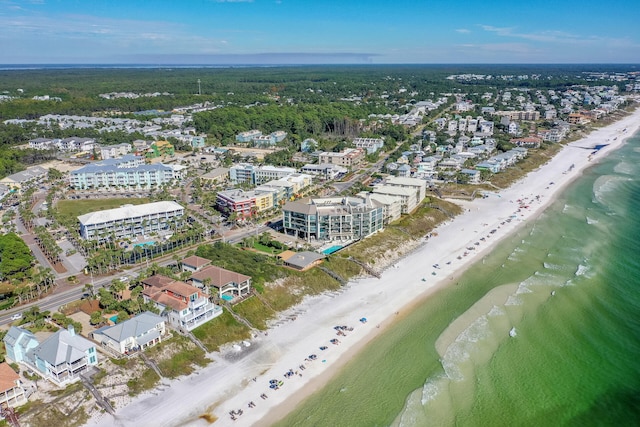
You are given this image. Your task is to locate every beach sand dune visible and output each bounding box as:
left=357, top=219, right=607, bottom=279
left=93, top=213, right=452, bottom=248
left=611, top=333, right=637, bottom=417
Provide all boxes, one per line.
left=89, top=108, right=640, bottom=427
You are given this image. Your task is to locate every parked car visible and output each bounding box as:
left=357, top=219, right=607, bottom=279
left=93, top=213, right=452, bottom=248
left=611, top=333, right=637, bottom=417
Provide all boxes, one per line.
left=10, top=313, right=22, bottom=321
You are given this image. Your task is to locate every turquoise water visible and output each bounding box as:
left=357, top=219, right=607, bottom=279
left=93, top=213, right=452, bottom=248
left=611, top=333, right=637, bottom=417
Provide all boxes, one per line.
left=221, top=294, right=233, bottom=301
left=322, top=245, right=343, bottom=255
left=278, top=132, right=640, bottom=426
left=110, top=315, right=118, bottom=323
left=134, top=241, right=155, bottom=247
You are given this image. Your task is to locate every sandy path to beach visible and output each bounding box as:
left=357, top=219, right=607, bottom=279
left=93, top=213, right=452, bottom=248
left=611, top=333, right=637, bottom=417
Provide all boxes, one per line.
left=89, top=107, right=640, bottom=427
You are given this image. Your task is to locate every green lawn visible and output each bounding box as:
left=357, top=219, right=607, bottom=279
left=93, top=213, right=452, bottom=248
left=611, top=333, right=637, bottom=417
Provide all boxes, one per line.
left=56, top=197, right=151, bottom=222
left=192, top=311, right=251, bottom=352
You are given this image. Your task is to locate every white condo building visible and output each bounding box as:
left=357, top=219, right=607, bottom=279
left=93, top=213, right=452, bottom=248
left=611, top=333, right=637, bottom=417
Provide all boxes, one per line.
left=78, top=201, right=184, bottom=241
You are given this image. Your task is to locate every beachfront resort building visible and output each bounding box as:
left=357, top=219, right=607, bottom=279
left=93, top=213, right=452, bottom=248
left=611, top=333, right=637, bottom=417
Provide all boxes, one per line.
left=91, top=312, right=166, bottom=355
left=70, top=155, right=185, bottom=190
left=141, top=275, right=222, bottom=331
left=282, top=195, right=384, bottom=242
left=77, top=200, right=185, bottom=241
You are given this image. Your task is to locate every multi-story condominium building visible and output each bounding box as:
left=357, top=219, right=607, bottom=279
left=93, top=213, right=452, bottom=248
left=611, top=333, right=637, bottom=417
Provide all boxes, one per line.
left=236, top=130, right=262, bottom=143
left=254, top=165, right=297, bottom=185
left=318, top=148, right=365, bottom=168
left=71, top=161, right=183, bottom=190
left=282, top=196, right=384, bottom=242
left=78, top=200, right=184, bottom=241
left=141, top=275, right=222, bottom=332
left=383, top=176, right=427, bottom=202
left=100, top=143, right=132, bottom=159
left=229, top=164, right=299, bottom=185
left=253, top=135, right=277, bottom=146
left=372, top=184, right=421, bottom=214
left=4, top=326, right=98, bottom=386
left=255, top=173, right=313, bottom=207
left=495, top=110, right=541, bottom=121
left=301, top=163, right=347, bottom=180
left=352, top=138, right=384, bottom=154
left=357, top=192, right=403, bottom=224
left=229, top=163, right=255, bottom=185
left=215, top=189, right=274, bottom=218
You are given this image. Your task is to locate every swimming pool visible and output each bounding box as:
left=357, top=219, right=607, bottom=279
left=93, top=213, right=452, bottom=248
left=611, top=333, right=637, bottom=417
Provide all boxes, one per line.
left=110, top=315, right=118, bottom=323
left=322, top=245, right=343, bottom=255
left=134, top=241, right=155, bottom=247
left=221, top=294, right=233, bottom=301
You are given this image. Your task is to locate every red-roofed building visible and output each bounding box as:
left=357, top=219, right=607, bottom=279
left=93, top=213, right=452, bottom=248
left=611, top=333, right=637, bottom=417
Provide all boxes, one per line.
left=190, top=265, right=252, bottom=301
left=0, top=362, right=27, bottom=408
left=141, top=275, right=222, bottom=331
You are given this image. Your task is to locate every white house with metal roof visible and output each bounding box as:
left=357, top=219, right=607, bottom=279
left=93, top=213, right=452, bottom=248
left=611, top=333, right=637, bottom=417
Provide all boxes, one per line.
left=78, top=200, right=184, bottom=241
left=91, top=312, right=166, bottom=355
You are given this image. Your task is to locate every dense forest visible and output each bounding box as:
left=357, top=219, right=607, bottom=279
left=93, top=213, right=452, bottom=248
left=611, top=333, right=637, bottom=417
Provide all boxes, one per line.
left=1, top=64, right=634, bottom=120
left=0, top=232, right=34, bottom=282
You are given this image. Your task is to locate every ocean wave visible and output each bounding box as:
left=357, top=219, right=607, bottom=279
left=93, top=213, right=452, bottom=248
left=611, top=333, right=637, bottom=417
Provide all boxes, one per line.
left=488, top=305, right=506, bottom=317
left=575, top=264, right=589, bottom=277
left=505, top=295, right=522, bottom=306
left=441, top=316, right=491, bottom=381
left=593, top=175, right=626, bottom=206
left=420, top=376, right=445, bottom=405
left=543, top=262, right=563, bottom=270
left=613, top=161, right=636, bottom=175
left=586, top=216, right=599, bottom=225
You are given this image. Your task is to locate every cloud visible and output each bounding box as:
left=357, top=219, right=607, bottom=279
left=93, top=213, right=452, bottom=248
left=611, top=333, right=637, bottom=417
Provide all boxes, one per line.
left=478, top=24, right=635, bottom=48
left=455, top=29, right=470, bottom=34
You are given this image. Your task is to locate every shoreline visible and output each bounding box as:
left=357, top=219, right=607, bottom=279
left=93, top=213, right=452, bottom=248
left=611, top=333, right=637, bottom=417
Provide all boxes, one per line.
left=89, top=107, right=640, bottom=427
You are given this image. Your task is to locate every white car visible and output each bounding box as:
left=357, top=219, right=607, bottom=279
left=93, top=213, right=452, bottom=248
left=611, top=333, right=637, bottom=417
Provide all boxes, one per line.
left=10, top=313, right=22, bottom=321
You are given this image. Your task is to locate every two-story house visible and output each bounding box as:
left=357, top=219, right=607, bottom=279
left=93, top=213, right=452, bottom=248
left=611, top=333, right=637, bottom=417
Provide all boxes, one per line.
left=189, top=265, right=252, bottom=302
left=141, top=275, right=222, bottom=332
left=91, top=311, right=166, bottom=355
left=30, top=326, right=98, bottom=386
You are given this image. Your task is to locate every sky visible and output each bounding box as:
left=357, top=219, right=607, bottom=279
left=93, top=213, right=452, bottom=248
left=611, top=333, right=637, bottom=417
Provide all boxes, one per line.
left=1, top=0, right=639, bottom=65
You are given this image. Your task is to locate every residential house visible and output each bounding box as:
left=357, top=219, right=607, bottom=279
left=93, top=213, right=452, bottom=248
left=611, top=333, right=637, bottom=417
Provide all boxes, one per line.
left=30, top=326, right=98, bottom=386
left=190, top=265, right=252, bottom=300
left=510, top=136, right=542, bottom=149
left=236, top=130, right=262, bottom=143
left=459, top=169, right=481, bottom=184
left=3, top=327, right=38, bottom=364
left=181, top=255, right=211, bottom=273
left=141, top=275, right=222, bottom=331
left=0, top=362, right=27, bottom=408
left=300, top=163, right=347, bottom=180
left=278, top=251, right=325, bottom=271
left=91, top=312, right=166, bottom=355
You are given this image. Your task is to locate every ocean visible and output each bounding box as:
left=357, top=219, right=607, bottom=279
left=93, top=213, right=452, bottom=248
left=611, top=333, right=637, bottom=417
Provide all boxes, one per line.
left=276, top=131, right=640, bottom=427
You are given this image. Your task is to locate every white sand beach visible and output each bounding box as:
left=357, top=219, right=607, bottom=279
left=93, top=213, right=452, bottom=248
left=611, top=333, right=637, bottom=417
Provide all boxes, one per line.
left=89, top=107, right=640, bottom=427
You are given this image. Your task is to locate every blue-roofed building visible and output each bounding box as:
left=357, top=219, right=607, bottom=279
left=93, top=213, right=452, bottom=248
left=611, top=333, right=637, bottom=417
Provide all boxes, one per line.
left=3, top=326, right=39, bottom=363
left=70, top=154, right=184, bottom=189
left=91, top=311, right=166, bottom=355
left=28, top=326, right=97, bottom=385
